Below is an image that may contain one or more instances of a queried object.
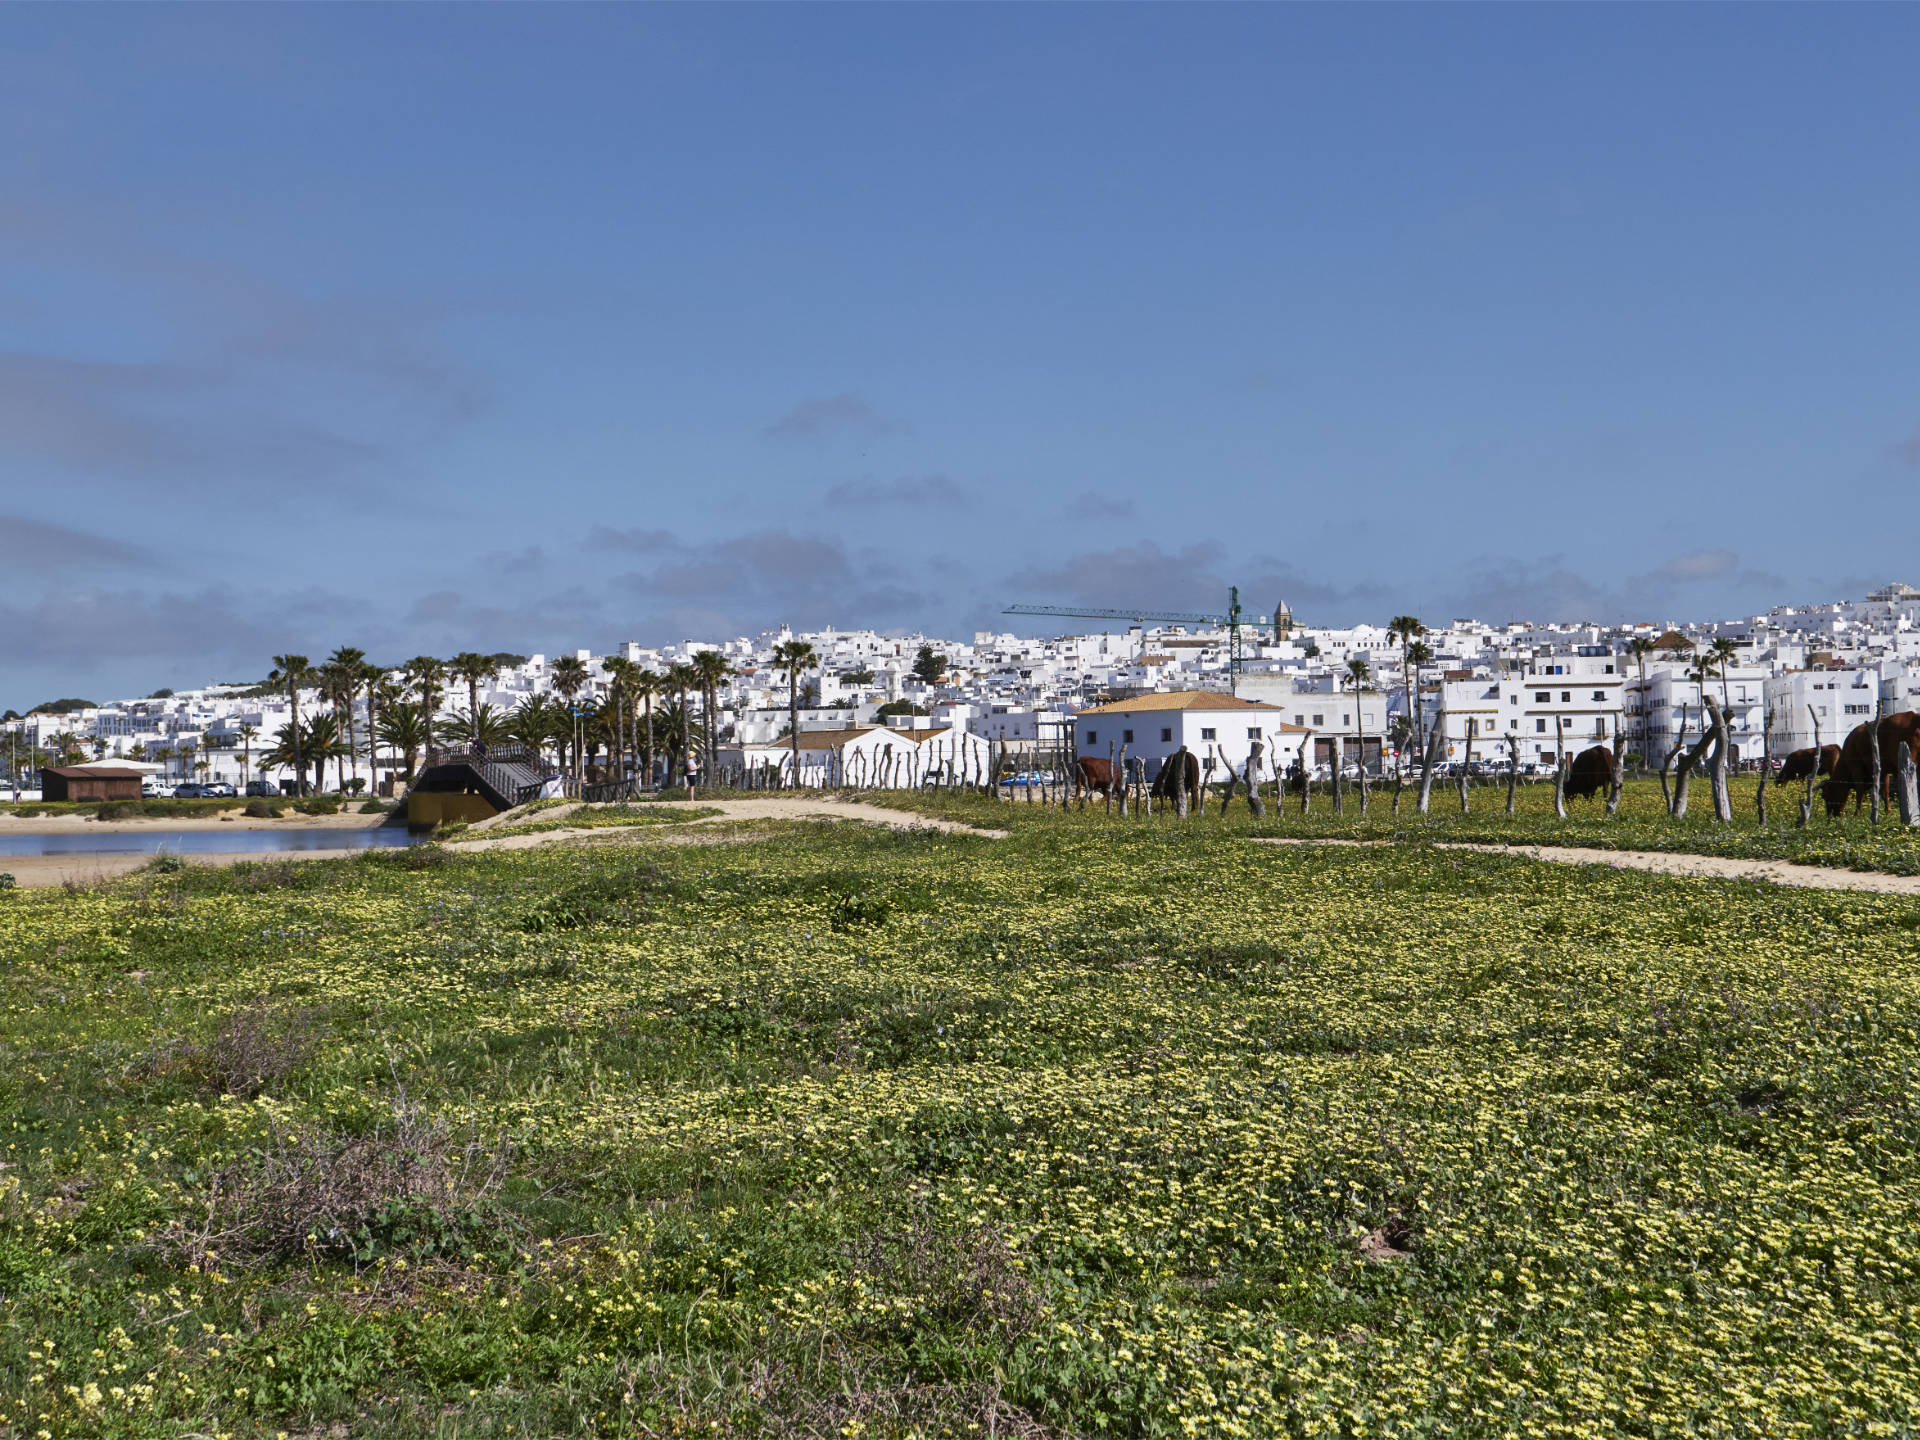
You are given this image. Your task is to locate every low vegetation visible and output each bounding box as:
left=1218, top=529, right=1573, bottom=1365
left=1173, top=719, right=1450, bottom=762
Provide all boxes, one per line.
left=1, top=809, right=1918, bottom=1435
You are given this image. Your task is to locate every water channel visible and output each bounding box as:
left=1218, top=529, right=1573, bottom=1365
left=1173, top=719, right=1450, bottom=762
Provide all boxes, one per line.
left=0, top=828, right=425, bottom=857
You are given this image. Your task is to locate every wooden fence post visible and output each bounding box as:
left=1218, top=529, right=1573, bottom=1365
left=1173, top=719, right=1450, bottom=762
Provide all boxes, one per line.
left=1899, top=741, right=1919, bottom=826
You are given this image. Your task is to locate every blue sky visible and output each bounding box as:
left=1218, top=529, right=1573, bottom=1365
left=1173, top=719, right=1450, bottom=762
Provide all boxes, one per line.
left=3, top=6, right=1918, bottom=706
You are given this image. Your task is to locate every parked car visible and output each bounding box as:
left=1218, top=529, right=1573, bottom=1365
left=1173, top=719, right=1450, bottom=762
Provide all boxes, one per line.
left=1000, top=770, right=1054, bottom=788
left=203, top=781, right=237, bottom=797
left=140, top=777, right=164, bottom=797
left=244, top=780, right=279, bottom=797
left=172, top=783, right=206, bottom=798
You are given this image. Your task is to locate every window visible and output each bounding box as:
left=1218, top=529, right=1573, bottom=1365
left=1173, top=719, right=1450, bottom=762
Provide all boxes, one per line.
left=1592, top=690, right=1606, bottom=702
left=1560, top=691, right=1571, bottom=704
left=1086, top=730, right=1096, bottom=745
left=1509, top=695, right=1518, bottom=705
left=1342, top=713, right=1350, bottom=725
left=1312, top=714, right=1324, bottom=727
left=1605, top=664, right=1615, bottom=674
left=1535, top=691, right=1551, bottom=703
left=1247, top=727, right=1262, bottom=739
left=1161, top=727, right=1173, bottom=742
left=1510, top=718, right=1518, bottom=729
left=1200, top=727, right=1216, bottom=740
left=1292, top=715, right=1304, bottom=727
left=1845, top=704, right=1869, bottom=716
left=1536, top=718, right=1547, bottom=733
left=1122, top=729, right=1134, bottom=744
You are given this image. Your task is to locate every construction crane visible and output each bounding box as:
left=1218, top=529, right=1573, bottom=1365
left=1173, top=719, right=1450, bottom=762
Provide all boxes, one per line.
left=1003, top=587, right=1287, bottom=696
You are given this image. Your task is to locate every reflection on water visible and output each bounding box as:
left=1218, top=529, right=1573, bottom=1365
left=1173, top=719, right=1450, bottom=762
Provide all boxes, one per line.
left=0, top=828, right=424, bottom=857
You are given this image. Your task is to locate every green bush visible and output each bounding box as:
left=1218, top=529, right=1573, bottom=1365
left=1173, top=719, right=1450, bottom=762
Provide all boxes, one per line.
left=359, top=798, right=391, bottom=815
left=293, top=796, right=341, bottom=816
left=0, top=873, right=15, bottom=890
left=96, top=800, right=145, bottom=821
left=243, top=799, right=282, bottom=819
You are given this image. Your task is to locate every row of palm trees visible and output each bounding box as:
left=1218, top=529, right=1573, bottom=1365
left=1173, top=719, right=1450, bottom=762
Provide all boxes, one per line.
left=255, top=642, right=827, bottom=794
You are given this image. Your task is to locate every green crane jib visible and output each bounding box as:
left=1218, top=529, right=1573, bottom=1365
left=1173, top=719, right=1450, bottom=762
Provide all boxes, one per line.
left=1004, top=587, right=1281, bottom=696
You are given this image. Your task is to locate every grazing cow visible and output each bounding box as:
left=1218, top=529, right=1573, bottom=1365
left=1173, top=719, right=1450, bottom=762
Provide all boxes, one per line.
left=1149, top=748, right=1202, bottom=801
left=1563, top=746, right=1613, bottom=802
left=1074, top=755, right=1120, bottom=795
left=1774, top=745, right=1840, bottom=787
left=1821, top=713, right=1920, bottom=816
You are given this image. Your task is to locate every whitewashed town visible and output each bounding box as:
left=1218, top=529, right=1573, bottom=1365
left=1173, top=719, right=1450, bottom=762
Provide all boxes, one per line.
left=8, top=581, right=1919, bottom=801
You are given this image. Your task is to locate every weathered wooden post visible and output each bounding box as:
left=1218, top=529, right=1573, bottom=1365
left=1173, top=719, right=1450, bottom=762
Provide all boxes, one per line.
left=1659, top=704, right=1687, bottom=813
left=1331, top=735, right=1344, bottom=815
left=1552, top=715, right=1568, bottom=820
left=1298, top=731, right=1314, bottom=815
left=1416, top=711, right=1446, bottom=815
left=1799, top=703, right=1820, bottom=828
left=1507, top=738, right=1522, bottom=815
left=1898, top=741, right=1919, bottom=826
left=1246, top=738, right=1266, bottom=818
left=1172, top=746, right=1189, bottom=819
left=1755, top=707, right=1771, bottom=826
left=1457, top=721, right=1473, bottom=814
left=1605, top=719, right=1626, bottom=817
left=1706, top=695, right=1733, bottom=824
left=1868, top=701, right=1883, bottom=825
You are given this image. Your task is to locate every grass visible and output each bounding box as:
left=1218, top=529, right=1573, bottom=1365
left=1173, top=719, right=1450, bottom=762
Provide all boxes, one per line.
left=1, top=809, right=1919, bottom=1435
left=870, top=773, right=1920, bottom=876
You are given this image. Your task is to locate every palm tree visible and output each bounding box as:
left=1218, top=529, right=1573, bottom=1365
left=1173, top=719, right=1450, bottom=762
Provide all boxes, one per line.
left=1346, top=655, right=1373, bottom=808
left=692, top=649, right=735, bottom=778
left=268, top=654, right=315, bottom=795
left=366, top=672, right=401, bottom=791
left=665, top=662, right=701, bottom=786
left=653, top=698, right=707, bottom=781
left=1387, top=616, right=1425, bottom=758
left=771, top=639, right=818, bottom=788
left=325, top=647, right=367, bottom=790
left=632, top=668, right=663, bottom=787
left=404, top=657, right=446, bottom=760
left=236, top=723, right=258, bottom=787
left=600, top=658, right=635, bottom=784
left=1710, top=636, right=1739, bottom=713
left=439, top=703, right=510, bottom=750
left=449, top=653, right=500, bottom=744
left=1627, top=636, right=1656, bottom=767
left=301, top=711, right=346, bottom=794
left=1405, top=639, right=1434, bottom=759
left=376, top=703, right=431, bottom=782
left=550, top=655, right=590, bottom=779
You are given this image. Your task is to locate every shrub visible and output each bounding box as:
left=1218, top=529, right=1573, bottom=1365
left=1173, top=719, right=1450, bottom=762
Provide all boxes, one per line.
left=96, top=800, right=145, bottom=821
left=243, top=799, right=282, bottom=818
left=160, top=1102, right=512, bottom=1269
left=0, top=873, right=14, bottom=891
left=188, top=1001, right=327, bottom=1098
left=359, top=798, right=391, bottom=815
left=361, top=842, right=454, bottom=871
left=144, top=853, right=187, bottom=874
left=293, top=795, right=341, bottom=816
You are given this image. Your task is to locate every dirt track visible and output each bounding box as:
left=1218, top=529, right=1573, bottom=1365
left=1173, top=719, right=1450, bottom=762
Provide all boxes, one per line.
left=1254, top=836, right=1920, bottom=896
left=457, top=798, right=1008, bottom=852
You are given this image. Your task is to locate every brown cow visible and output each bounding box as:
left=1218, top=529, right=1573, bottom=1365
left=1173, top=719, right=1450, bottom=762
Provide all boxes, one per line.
left=1149, top=749, right=1202, bottom=801
left=1563, top=745, right=1613, bottom=802
left=1074, top=756, right=1120, bottom=795
left=1774, top=745, right=1839, bottom=787
left=1821, top=713, right=1920, bottom=816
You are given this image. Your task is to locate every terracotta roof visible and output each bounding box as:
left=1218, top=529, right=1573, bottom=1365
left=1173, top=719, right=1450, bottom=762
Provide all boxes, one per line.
left=1077, top=690, right=1283, bottom=716
left=1652, top=630, right=1693, bottom=650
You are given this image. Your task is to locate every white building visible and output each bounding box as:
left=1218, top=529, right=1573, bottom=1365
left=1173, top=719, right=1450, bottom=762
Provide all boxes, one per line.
left=1765, top=667, right=1880, bottom=755
left=723, top=722, right=993, bottom=788
left=1073, top=692, right=1310, bottom=781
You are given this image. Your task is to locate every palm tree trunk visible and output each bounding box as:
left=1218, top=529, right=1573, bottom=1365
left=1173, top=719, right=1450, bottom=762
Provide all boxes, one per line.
left=788, top=676, right=800, bottom=790
left=288, top=684, right=304, bottom=797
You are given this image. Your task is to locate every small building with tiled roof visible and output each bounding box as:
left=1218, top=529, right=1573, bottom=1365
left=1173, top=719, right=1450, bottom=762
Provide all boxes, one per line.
left=1073, top=690, right=1311, bottom=781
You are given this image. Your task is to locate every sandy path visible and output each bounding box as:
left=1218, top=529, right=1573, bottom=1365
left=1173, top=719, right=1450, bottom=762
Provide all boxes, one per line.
left=1254, top=836, right=1920, bottom=896
left=456, top=797, right=1008, bottom=853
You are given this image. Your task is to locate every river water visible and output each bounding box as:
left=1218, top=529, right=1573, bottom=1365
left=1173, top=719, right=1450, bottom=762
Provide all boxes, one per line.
left=0, top=828, right=425, bottom=856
